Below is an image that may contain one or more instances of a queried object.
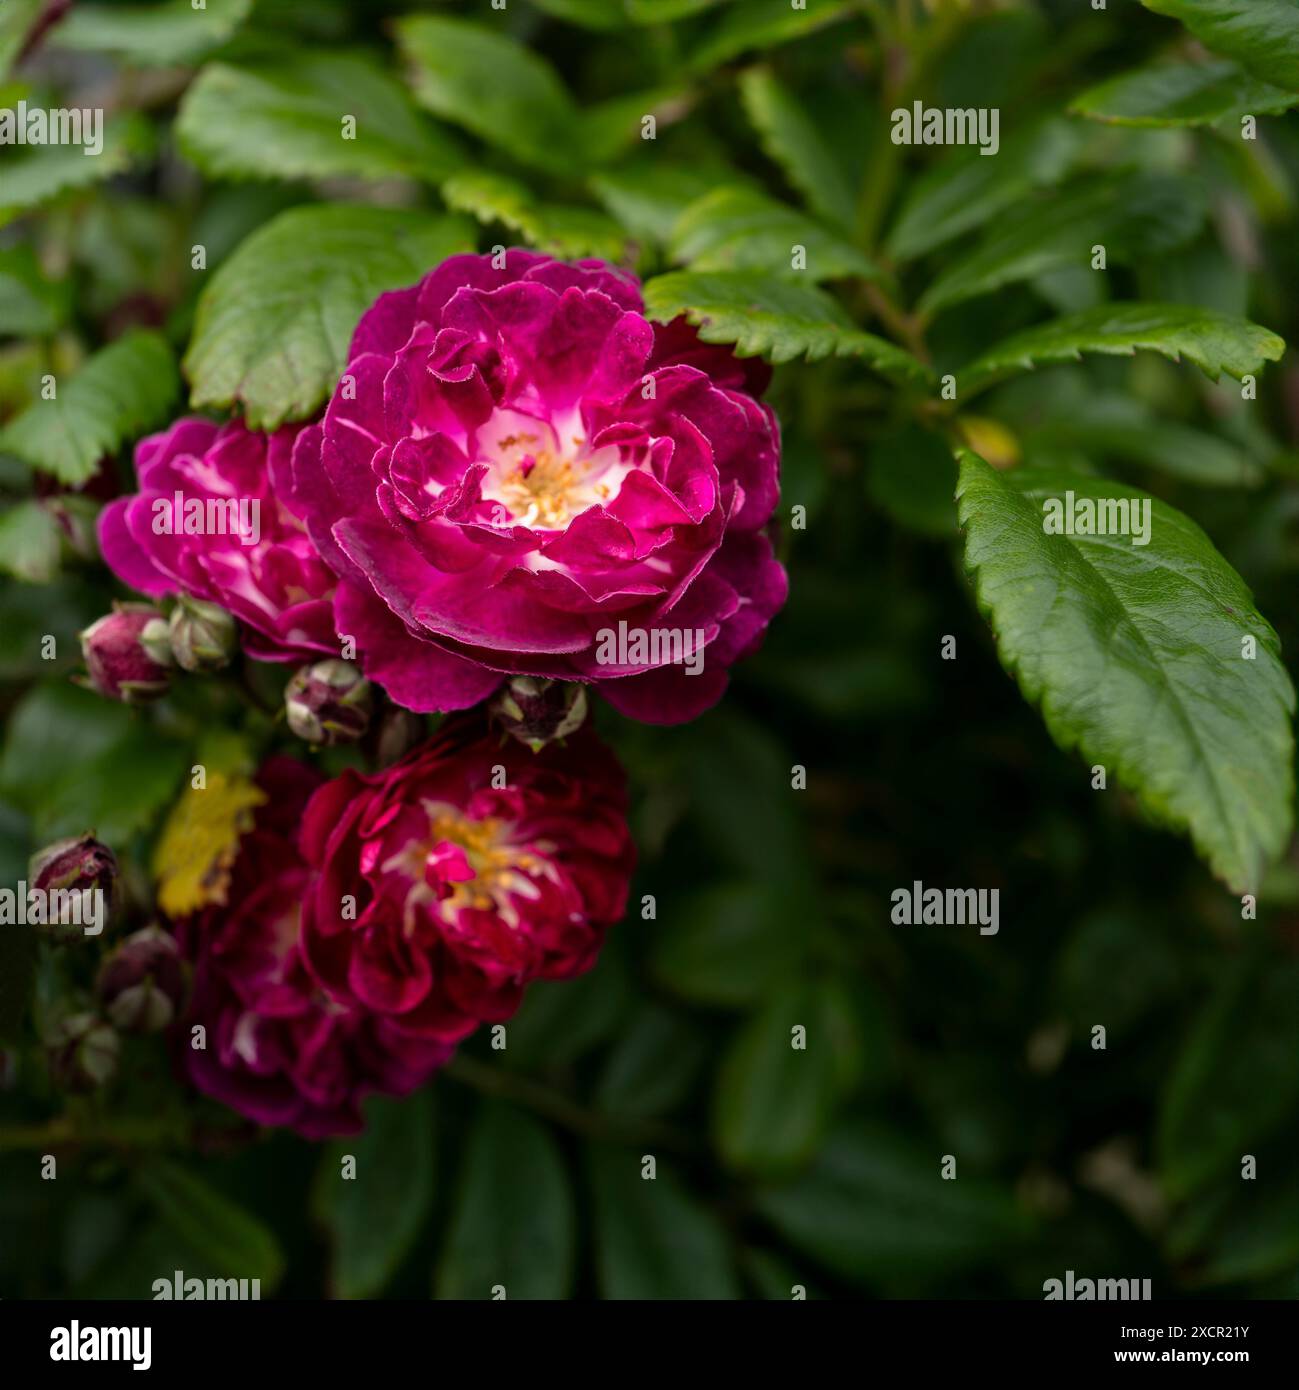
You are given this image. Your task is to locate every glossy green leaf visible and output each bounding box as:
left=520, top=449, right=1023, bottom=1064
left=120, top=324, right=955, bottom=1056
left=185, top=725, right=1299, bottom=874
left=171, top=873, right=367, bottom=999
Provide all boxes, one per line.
left=643, top=270, right=930, bottom=381
left=443, top=170, right=627, bottom=262
left=595, top=1004, right=708, bottom=1120
left=669, top=185, right=880, bottom=282
left=713, top=981, right=848, bottom=1176
left=177, top=54, right=463, bottom=184
left=314, top=1093, right=434, bottom=1299
left=0, top=330, right=179, bottom=485
left=184, top=204, right=474, bottom=429
left=138, top=1160, right=285, bottom=1290
left=0, top=500, right=60, bottom=583
left=957, top=450, right=1295, bottom=892
left=738, top=66, right=857, bottom=229
left=689, top=0, right=855, bottom=74
left=756, top=1121, right=1029, bottom=1285
left=1142, top=0, right=1299, bottom=91
left=919, top=173, right=1205, bottom=315
left=0, top=115, right=152, bottom=228
left=962, top=303, right=1285, bottom=397
left=53, top=0, right=252, bottom=66
left=436, top=1102, right=574, bottom=1299
left=590, top=1146, right=739, bottom=1298
left=396, top=16, right=583, bottom=175
left=1072, top=57, right=1297, bottom=127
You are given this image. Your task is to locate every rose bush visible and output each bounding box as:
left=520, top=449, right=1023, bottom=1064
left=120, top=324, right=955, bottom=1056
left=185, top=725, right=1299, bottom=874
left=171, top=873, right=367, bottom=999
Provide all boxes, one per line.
left=289, top=251, right=787, bottom=724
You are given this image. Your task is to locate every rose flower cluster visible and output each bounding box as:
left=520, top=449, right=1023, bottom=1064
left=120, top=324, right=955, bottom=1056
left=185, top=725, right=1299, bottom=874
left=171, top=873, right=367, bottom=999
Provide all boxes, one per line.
left=67, top=252, right=785, bottom=1136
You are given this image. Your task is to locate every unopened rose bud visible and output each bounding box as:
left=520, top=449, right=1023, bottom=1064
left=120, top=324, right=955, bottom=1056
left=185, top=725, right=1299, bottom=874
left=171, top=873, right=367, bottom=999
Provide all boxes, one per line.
left=42, top=495, right=100, bottom=563
left=167, top=594, right=237, bottom=673
left=490, top=677, right=588, bottom=752
left=375, top=706, right=426, bottom=766
left=44, top=1012, right=119, bottom=1092
left=285, top=659, right=372, bottom=745
left=79, top=603, right=172, bottom=703
left=96, top=925, right=187, bottom=1033
left=29, top=833, right=118, bottom=941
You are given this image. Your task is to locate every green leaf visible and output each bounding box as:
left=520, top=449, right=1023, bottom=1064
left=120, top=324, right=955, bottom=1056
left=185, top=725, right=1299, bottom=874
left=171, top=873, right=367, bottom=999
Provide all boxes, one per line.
left=919, top=172, right=1206, bottom=316
left=313, top=1092, right=434, bottom=1299
left=668, top=186, right=881, bottom=282
left=184, top=204, right=474, bottom=429
left=642, top=270, right=930, bottom=382
left=1141, top=0, right=1299, bottom=92
left=962, top=303, right=1285, bottom=397
left=689, top=0, right=855, bottom=75
left=713, top=981, right=847, bottom=1177
left=436, top=1102, right=574, bottom=1299
left=651, top=881, right=805, bottom=1008
left=1157, top=954, right=1299, bottom=1199
left=0, top=682, right=131, bottom=808
left=0, top=0, right=44, bottom=78
left=1072, top=58, right=1298, bottom=127
left=0, top=244, right=71, bottom=335
left=595, top=1004, right=708, bottom=1120
left=738, top=67, right=857, bottom=230
left=443, top=170, right=627, bottom=262
left=887, top=118, right=1083, bottom=263
left=956, top=450, right=1295, bottom=893
left=176, top=54, right=464, bottom=184
left=589, top=1146, right=740, bottom=1298
left=590, top=162, right=742, bottom=246
left=137, top=1159, right=285, bottom=1289
left=1022, top=393, right=1265, bottom=488
left=52, top=0, right=252, bottom=66
left=0, top=500, right=60, bottom=583
left=396, top=15, right=583, bottom=176
left=755, top=1121, right=1029, bottom=1286
left=0, top=114, right=152, bottom=228
left=0, top=330, right=179, bottom=485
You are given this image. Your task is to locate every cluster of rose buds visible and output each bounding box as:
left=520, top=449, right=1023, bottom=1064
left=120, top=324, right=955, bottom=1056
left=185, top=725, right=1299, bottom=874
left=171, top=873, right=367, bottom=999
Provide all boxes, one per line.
left=78, top=596, right=238, bottom=703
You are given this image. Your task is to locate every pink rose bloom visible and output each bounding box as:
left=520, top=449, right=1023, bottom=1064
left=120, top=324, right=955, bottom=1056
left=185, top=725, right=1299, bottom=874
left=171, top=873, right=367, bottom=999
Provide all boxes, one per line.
left=175, top=758, right=451, bottom=1138
left=99, top=418, right=338, bottom=663
left=290, top=250, right=787, bottom=723
left=300, top=713, right=635, bottom=1042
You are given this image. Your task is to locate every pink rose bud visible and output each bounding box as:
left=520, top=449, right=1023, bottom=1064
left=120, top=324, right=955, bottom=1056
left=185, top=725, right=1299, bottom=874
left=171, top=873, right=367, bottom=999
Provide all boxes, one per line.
left=167, top=594, right=237, bottom=673
left=375, top=706, right=427, bottom=766
left=79, top=603, right=172, bottom=703
left=285, top=659, right=372, bottom=746
left=490, top=677, right=588, bottom=752
left=43, top=1012, right=119, bottom=1092
left=29, top=833, right=118, bottom=941
left=96, top=925, right=188, bottom=1033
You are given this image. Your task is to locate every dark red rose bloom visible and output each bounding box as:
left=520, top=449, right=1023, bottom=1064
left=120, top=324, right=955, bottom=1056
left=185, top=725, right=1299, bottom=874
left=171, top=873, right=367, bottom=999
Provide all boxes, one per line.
left=174, top=758, right=451, bottom=1138
left=300, top=714, right=634, bottom=1042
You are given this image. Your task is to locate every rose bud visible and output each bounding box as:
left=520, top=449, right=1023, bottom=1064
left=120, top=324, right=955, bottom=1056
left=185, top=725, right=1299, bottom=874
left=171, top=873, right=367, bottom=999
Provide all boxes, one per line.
left=167, top=594, right=237, bottom=673
left=375, top=706, right=427, bottom=766
left=79, top=603, right=172, bottom=703
left=285, top=659, right=372, bottom=745
left=490, top=677, right=588, bottom=752
left=44, top=1012, right=119, bottom=1092
left=97, top=925, right=187, bottom=1033
left=29, top=833, right=118, bottom=941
